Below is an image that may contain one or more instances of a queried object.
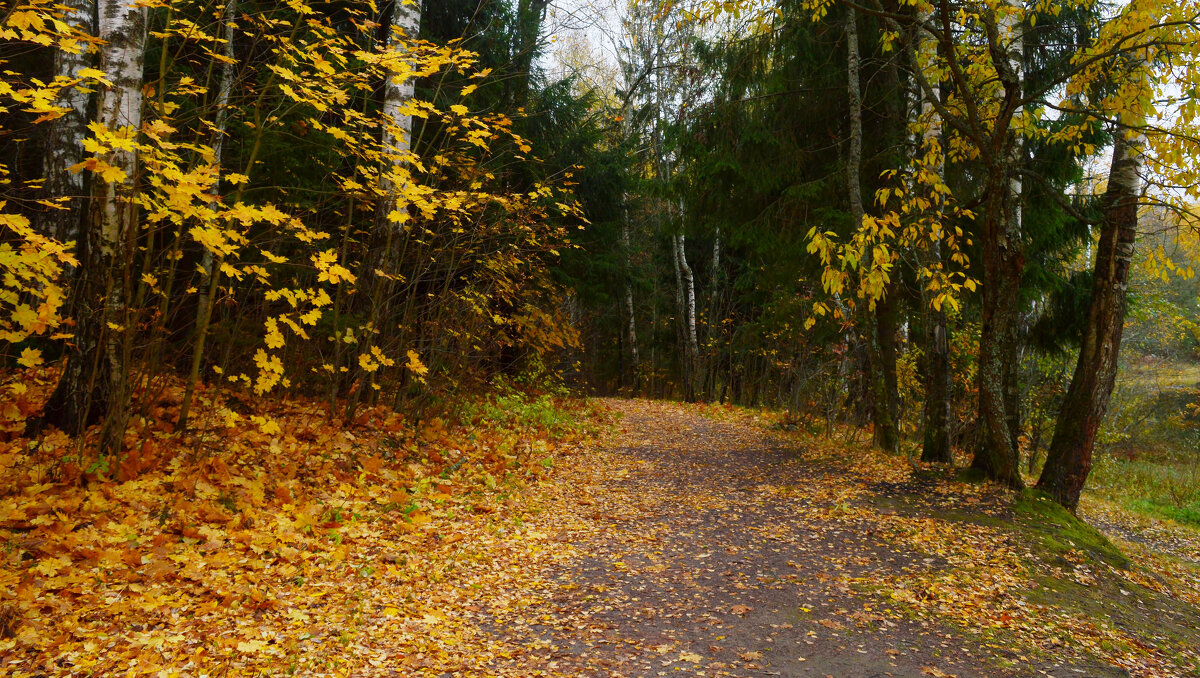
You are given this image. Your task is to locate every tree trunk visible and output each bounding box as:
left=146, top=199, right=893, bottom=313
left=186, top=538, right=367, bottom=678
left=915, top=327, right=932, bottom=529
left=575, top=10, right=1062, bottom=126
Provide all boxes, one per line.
left=1037, top=110, right=1144, bottom=511
left=513, top=0, right=549, bottom=108
left=972, top=168, right=1024, bottom=485
left=621, top=218, right=640, bottom=389
left=914, top=3, right=953, bottom=463
left=922, top=300, right=953, bottom=462
left=381, top=0, right=422, bottom=163
left=42, top=0, right=94, bottom=244
left=42, top=0, right=146, bottom=458
left=970, top=0, right=1024, bottom=487
left=706, top=224, right=722, bottom=396
left=845, top=6, right=899, bottom=451
left=674, top=233, right=699, bottom=401
left=876, top=280, right=901, bottom=449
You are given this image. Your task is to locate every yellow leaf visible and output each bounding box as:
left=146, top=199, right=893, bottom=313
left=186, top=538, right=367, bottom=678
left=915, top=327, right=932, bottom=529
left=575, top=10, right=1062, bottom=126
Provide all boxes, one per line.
left=405, top=349, right=428, bottom=378
left=237, top=640, right=268, bottom=653
left=98, top=163, right=127, bottom=183
left=17, top=347, right=43, bottom=368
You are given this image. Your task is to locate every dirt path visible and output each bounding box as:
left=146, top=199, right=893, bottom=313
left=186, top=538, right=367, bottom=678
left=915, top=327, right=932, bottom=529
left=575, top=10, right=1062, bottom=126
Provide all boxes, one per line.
left=476, top=399, right=1124, bottom=678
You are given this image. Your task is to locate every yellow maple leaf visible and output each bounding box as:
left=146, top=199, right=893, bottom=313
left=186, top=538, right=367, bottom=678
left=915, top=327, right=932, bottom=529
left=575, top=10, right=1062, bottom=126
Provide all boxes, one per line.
left=17, top=347, right=43, bottom=368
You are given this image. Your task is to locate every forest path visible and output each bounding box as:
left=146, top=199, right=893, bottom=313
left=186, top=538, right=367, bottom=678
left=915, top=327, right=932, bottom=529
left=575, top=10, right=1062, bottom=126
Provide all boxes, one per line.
left=478, top=399, right=1123, bottom=678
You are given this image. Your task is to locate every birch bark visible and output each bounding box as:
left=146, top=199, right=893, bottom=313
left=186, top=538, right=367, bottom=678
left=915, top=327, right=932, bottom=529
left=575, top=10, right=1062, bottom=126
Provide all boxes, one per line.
left=381, top=0, right=422, bottom=168
left=621, top=218, right=640, bottom=384
left=41, top=0, right=146, bottom=457
left=178, top=0, right=239, bottom=429
left=672, top=233, right=699, bottom=401
left=44, top=0, right=94, bottom=243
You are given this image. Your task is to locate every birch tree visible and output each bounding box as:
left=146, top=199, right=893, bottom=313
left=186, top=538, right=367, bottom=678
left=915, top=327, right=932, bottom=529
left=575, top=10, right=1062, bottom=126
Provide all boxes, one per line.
left=178, top=0, right=239, bottom=429
left=1037, top=110, right=1145, bottom=510
left=41, top=0, right=147, bottom=456
left=42, top=0, right=94, bottom=243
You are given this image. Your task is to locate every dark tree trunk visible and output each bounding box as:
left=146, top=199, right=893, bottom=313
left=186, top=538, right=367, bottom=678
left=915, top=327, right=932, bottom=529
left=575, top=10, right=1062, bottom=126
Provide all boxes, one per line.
left=876, top=279, right=901, bottom=446
left=970, top=1, right=1024, bottom=487
left=845, top=5, right=898, bottom=451
left=1037, top=121, right=1142, bottom=511
left=921, top=302, right=953, bottom=462
left=512, top=0, right=549, bottom=108
left=971, top=179, right=1024, bottom=487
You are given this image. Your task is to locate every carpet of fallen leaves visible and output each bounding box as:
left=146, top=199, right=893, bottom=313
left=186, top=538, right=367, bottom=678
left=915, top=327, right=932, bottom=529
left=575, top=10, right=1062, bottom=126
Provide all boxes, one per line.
left=3, top=389, right=1199, bottom=677
left=0, top=372, right=609, bottom=677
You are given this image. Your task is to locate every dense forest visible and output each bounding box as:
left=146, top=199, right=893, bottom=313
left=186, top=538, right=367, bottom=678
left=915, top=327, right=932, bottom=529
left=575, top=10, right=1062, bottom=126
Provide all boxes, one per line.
left=4, top=0, right=1200, bottom=674
left=5, top=0, right=1195, bottom=507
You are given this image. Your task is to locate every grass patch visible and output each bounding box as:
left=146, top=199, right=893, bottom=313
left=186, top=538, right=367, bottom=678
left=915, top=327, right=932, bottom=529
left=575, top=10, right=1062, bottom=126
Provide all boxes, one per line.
left=1090, top=456, right=1200, bottom=527
left=1126, top=498, right=1200, bottom=526
left=460, top=382, right=598, bottom=439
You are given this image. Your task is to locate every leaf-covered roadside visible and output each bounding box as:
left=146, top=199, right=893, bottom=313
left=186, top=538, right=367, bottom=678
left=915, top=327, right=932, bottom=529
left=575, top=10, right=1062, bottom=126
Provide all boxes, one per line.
left=0, top=372, right=606, bottom=677
left=698, top=403, right=1200, bottom=677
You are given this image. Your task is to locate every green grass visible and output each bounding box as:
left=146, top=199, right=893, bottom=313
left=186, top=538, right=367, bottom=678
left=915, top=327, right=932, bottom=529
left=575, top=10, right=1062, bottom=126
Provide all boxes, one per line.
left=1090, top=456, right=1200, bottom=527
left=460, top=384, right=592, bottom=439
left=1127, top=499, right=1200, bottom=526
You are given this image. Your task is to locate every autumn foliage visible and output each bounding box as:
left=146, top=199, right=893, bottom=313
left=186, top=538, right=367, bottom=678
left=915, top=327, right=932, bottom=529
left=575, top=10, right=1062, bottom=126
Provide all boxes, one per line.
left=1, top=0, right=582, bottom=447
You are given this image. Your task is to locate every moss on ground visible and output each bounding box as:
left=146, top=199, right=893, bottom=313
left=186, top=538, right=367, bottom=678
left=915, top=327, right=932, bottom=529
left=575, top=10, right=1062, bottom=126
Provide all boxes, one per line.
left=1014, top=489, right=1131, bottom=569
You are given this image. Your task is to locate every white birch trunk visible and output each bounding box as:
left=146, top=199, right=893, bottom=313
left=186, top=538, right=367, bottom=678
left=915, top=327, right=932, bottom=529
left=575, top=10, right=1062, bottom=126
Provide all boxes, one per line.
left=45, top=0, right=94, bottom=243
left=677, top=234, right=698, bottom=361
left=618, top=104, right=640, bottom=380
left=999, top=0, right=1023, bottom=240
left=210, top=0, right=237, bottom=194
left=620, top=218, right=640, bottom=375
left=1000, top=0, right=1025, bottom=452
left=381, top=0, right=422, bottom=175
left=178, top=0, right=238, bottom=429
left=198, top=0, right=238, bottom=275
left=96, top=0, right=146, bottom=452
left=675, top=233, right=698, bottom=399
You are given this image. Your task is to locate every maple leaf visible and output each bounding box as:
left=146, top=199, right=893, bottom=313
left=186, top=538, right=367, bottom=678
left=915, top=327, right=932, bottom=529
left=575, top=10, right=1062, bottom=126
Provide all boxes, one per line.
left=16, top=347, right=42, bottom=368
left=32, top=555, right=70, bottom=577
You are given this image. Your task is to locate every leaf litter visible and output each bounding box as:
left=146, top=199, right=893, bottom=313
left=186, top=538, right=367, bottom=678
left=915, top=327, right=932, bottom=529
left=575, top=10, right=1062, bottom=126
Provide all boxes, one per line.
left=2, top=393, right=1198, bottom=676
